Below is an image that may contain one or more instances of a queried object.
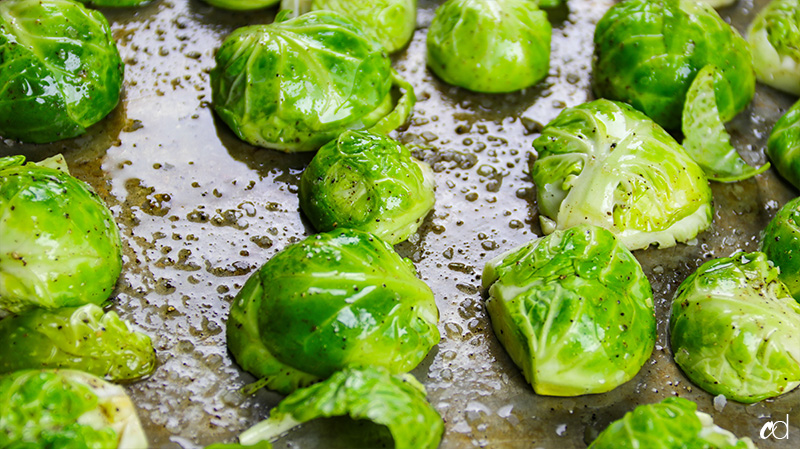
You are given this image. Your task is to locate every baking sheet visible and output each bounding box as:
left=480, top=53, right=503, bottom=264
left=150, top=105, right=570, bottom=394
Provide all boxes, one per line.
left=1, top=0, right=798, bottom=447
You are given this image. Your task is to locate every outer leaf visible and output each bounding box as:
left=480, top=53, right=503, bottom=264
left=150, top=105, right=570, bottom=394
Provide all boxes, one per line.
left=747, top=0, right=800, bottom=95
left=77, top=0, right=152, bottom=6
left=202, top=0, right=279, bottom=10
left=767, top=98, right=800, bottom=189
left=762, top=196, right=800, bottom=300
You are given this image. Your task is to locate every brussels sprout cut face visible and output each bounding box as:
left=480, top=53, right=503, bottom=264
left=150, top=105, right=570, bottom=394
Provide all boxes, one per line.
left=531, top=99, right=712, bottom=251
left=593, top=0, right=755, bottom=130
left=670, top=252, right=800, bottom=403
left=762, top=196, right=800, bottom=300
left=426, top=0, right=551, bottom=93
left=0, top=0, right=123, bottom=143
left=299, top=130, right=435, bottom=245
left=767, top=98, right=800, bottom=189
left=226, top=228, right=440, bottom=394
left=482, top=225, right=656, bottom=396
left=748, top=0, right=800, bottom=95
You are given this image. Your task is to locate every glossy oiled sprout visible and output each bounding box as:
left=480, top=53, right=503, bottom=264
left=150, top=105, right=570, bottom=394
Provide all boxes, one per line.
left=748, top=0, right=800, bottom=95
left=426, top=0, right=551, bottom=93
left=0, top=0, right=123, bottom=143
left=762, top=196, right=800, bottom=300
left=670, top=252, right=800, bottom=403
left=202, top=0, right=279, bottom=10
left=531, top=99, right=712, bottom=251
left=299, top=130, right=435, bottom=245
left=78, top=0, right=152, bottom=6
left=766, top=99, right=800, bottom=189
left=593, top=0, right=754, bottom=130
left=482, top=225, right=656, bottom=396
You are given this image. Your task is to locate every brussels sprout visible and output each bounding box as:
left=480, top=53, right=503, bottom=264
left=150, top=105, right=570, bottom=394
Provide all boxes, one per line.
left=762, top=196, right=800, bottom=299
left=482, top=225, right=656, bottom=396
left=0, top=304, right=156, bottom=381
left=299, top=130, right=435, bottom=245
left=767, top=99, right=800, bottom=189
left=593, top=0, right=755, bottom=130
left=748, top=0, right=800, bottom=95
left=211, top=11, right=415, bottom=152
left=226, top=228, right=440, bottom=394
left=202, top=0, right=279, bottom=10
left=426, top=0, right=551, bottom=93
left=0, top=0, right=123, bottom=143
left=77, top=0, right=151, bottom=6
left=0, top=369, right=148, bottom=448
left=700, top=0, right=737, bottom=7
left=670, top=251, right=800, bottom=403
left=0, top=155, right=123, bottom=314
left=531, top=99, right=713, bottom=251
left=238, top=367, right=444, bottom=449
left=588, top=397, right=757, bottom=449
left=280, top=0, right=417, bottom=53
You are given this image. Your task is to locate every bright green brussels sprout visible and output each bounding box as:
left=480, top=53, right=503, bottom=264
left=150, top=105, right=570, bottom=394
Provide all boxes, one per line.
left=226, top=228, right=440, bottom=394
left=0, top=304, right=156, bottom=381
left=211, top=11, right=415, bottom=152
left=767, top=99, right=800, bottom=189
left=0, top=0, right=123, bottom=143
left=531, top=99, right=713, bottom=251
left=588, top=397, right=757, bottom=449
left=280, top=0, right=417, bottom=53
left=0, top=155, right=123, bottom=314
left=700, top=0, right=737, bottom=7
left=593, top=0, right=755, bottom=130
left=77, top=0, right=151, bottom=6
left=748, top=0, right=800, bottom=95
left=239, top=367, right=444, bottom=449
left=0, top=369, right=148, bottom=448
left=482, top=224, right=656, bottom=396
left=299, top=130, right=435, bottom=245
left=670, top=251, right=800, bottom=403
left=426, top=0, right=551, bottom=93
left=762, top=196, right=800, bottom=300
left=202, top=0, right=279, bottom=10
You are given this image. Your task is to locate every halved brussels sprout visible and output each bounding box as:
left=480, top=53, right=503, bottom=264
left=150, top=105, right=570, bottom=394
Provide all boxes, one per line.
left=482, top=225, right=656, bottom=396
left=0, top=155, right=123, bottom=314
left=0, top=369, right=148, bottom=448
left=670, top=251, right=800, bottom=403
left=0, top=0, right=123, bottom=143
left=202, top=0, right=278, bottom=10
left=426, top=0, right=551, bottom=93
left=239, top=367, right=444, bottom=449
left=226, top=228, right=440, bottom=394
left=588, top=397, right=756, bottom=448
left=748, top=0, right=800, bottom=95
left=211, top=11, right=415, bottom=152
left=767, top=99, right=800, bottom=189
left=299, top=130, right=435, bottom=245
left=531, top=99, right=713, bottom=251
left=280, top=0, right=417, bottom=53
left=593, top=0, right=755, bottom=130
left=762, top=196, right=800, bottom=300
left=0, top=304, right=156, bottom=381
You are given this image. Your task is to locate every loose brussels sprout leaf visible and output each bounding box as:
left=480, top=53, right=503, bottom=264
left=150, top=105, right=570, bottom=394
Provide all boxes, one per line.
left=767, top=98, right=800, bottom=189
left=593, top=0, right=755, bottom=130
left=0, top=0, right=123, bottom=143
left=0, top=156, right=123, bottom=314
left=299, top=130, right=435, bottom=245
left=762, top=196, right=800, bottom=300
left=531, top=99, right=713, bottom=251
left=700, top=0, right=737, bottom=7
left=682, top=65, right=769, bottom=182
left=482, top=225, right=656, bottom=396
left=226, top=228, right=440, bottom=394
left=670, top=251, right=800, bottom=403
left=202, top=0, right=279, bottom=10
left=0, top=304, right=156, bottom=381
left=211, top=11, right=415, bottom=152
left=588, top=397, right=756, bottom=448
left=280, top=0, right=417, bottom=53
left=239, top=367, right=444, bottom=449
left=426, top=0, right=551, bottom=93
left=747, top=0, right=800, bottom=95
left=0, top=369, right=148, bottom=448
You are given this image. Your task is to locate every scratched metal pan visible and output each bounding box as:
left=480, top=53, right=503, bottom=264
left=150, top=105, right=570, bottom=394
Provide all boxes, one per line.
left=1, top=0, right=798, bottom=447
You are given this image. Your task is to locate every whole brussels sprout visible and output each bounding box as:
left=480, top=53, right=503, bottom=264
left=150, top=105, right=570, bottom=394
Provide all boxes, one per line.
left=0, top=369, right=148, bottom=448
left=593, top=0, right=755, bottom=130
left=0, top=0, right=123, bottom=143
left=0, top=155, right=123, bottom=313
left=588, top=397, right=756, bottom=449
left=78, top=0, right=151, bottom=6
left=202, top=0, right=279, bottom=10
left=670, top=251, right=800, bottom=403
left=211, top=11, right=415, bottom=152
left=482, top=225, right=656, bottom=396
left=748, top=0, right=800, bottom=95
left=762, top=196, right=800, bottom=299
left=226, top=228, right=440, bottom=394
left=531, top=99, right=713, bottom=251
left=299, top=130, right=435, bottom=245
left=280, top=0, right=417, bottom=53
left=767, top=99, right=800, bottom=189
left=426, top=0, right=551, bottom=93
